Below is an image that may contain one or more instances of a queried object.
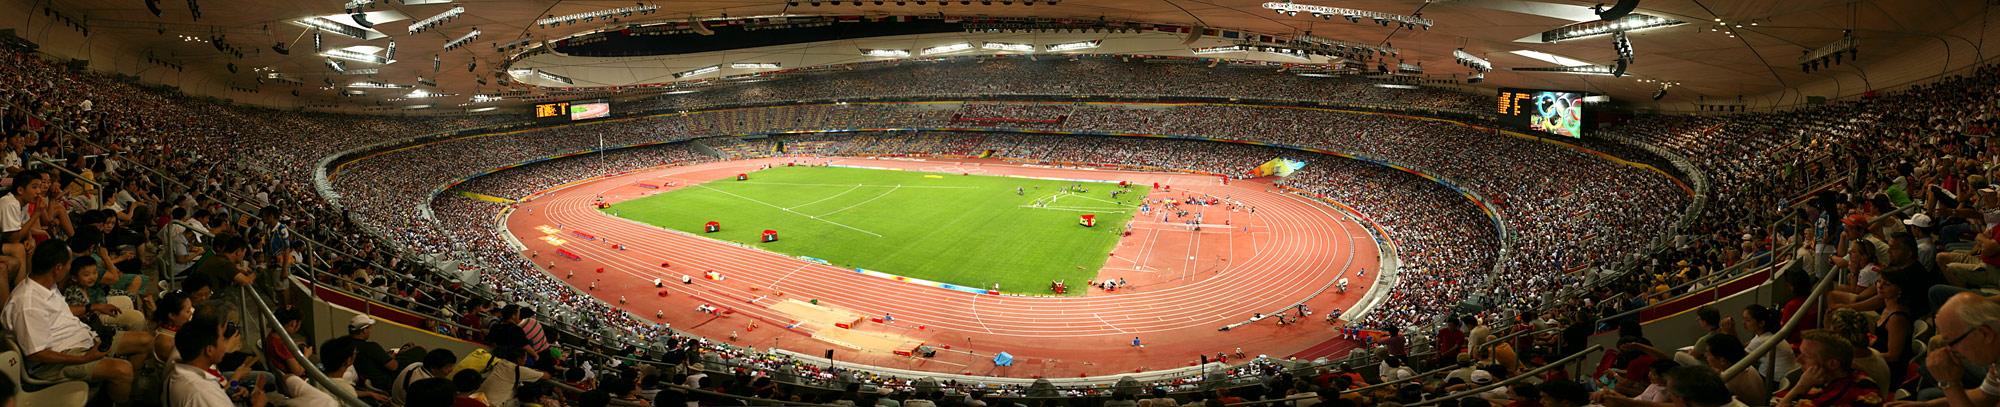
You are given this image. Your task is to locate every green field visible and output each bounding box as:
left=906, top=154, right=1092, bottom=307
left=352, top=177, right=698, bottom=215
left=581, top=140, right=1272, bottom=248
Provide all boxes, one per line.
left=603, top=166, right=1146, bottom=294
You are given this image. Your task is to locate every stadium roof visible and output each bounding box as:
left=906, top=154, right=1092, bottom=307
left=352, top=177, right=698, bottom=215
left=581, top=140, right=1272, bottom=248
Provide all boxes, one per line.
left=18, top=0, right=1986, bottom=113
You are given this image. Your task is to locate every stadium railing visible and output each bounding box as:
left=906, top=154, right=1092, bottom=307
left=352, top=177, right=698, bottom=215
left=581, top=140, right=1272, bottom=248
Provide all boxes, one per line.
left=1395, top=344, right=1607, bottom=407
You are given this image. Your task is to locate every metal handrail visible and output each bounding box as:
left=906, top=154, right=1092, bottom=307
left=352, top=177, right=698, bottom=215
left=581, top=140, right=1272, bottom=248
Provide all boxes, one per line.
left=547, top=378, right=839, bottom=407
left=244, top=282, right=371, bottom=407
left=1722, top=263, right=1843, bottom=381
left=1400, top=345, right=1606, bottom=407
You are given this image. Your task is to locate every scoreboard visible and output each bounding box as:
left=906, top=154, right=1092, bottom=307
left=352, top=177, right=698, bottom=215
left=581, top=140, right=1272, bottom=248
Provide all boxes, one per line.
left=529, top=100, right=611, bottom=121
left=1496, top=88, right=1585, bottom=138
left=532, top=101, right=572, bottom=119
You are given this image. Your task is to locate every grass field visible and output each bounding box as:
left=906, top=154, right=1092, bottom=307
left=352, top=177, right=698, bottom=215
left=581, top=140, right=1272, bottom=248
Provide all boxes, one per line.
left=601, top=166, right=1147, bottom=294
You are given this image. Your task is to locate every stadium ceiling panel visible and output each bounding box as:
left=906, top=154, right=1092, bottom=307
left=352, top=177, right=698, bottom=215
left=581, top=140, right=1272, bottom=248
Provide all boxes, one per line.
left=40, top=0, right=1987, bottom=111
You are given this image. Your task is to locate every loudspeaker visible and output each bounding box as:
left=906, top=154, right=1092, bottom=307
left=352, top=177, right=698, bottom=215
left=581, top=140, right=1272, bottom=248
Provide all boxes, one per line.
left=271, top=42, right=289, bottom=55
left=351, top=13, right=374, bottom=29
left=1594, top=0, right=1638, bottom=21
left=1652, top=88, right=1666, bottom=101
left=1611, top=58, right=1628, bottom=77
left=145, top=0, right=163, bottom=17
left=825, top=349, right=835, bottom=359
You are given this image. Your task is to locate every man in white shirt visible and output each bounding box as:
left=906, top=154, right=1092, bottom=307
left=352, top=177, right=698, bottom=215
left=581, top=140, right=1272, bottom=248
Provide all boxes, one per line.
left=2, top=241, right=154, bottom=403
left=479, top=346, right=548, bottom=407
left=169, top=315, right=267, bottom=407
left=391, top=348, right=458, bottom=406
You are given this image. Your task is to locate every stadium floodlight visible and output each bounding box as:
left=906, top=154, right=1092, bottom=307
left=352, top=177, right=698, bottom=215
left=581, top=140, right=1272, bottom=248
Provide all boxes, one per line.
left=467, top=106, right=499, bottom=112
left=920, top=42, right=974, bottom=55
left=324, top=58, right=346, bottom=73
left=1510, top=64, right=1619, bottom=75
left=443, top=29, right=480, bottom=51
left=1045, top=40, right=1100, bottom=52
left=347, top=80, right=411, bottom=88
left=1262, top=2, right=1431, bottom=30
left=536, top=70, right=574, bottom=84
left=470, top=95, right=504, bottom=103
left=507, top=68, right=533, bottom=76
left=537, top=4, right=658, bottom=26
left=1452, top=49, right=1490, bottom=71
left=298, top=17, right=369, bottom=39
left=674, top=65, right=721, bottom=78
left=863, top=49, right=911, bottom=57
left=730, top=62, right=781, bottom=69
left=1538, top=13, right=1683, bottom=43
left=1191, top=45, right=1244, bottom=54
left=408, top=5, right=465, bottom=34
left=322, top=48, right=389, bottom=64
left=981, top=42, right=1034, bottom=52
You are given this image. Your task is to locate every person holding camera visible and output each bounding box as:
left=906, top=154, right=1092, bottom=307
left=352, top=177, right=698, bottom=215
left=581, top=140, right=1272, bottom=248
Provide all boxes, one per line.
left=169, top=314, right=265, bottom=407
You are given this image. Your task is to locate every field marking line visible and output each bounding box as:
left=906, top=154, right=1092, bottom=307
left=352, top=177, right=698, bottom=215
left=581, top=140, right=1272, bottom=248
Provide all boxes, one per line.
left=969, top=295, right=997, bottom=334
left=690, top=184, right=883, bottom=237
left=1093, top=313, right=1130, bottom=334
left=1016, top=205, right=1129, bottom=213
left=1062, top=193, right=1123, bottom=205
left=785, top=184, right=863, bottom=210
left=718, top=181, right=975, bottom=189
left=769, top=264, right=814, bottom=288
left=816, top=185, right=901, bottom=217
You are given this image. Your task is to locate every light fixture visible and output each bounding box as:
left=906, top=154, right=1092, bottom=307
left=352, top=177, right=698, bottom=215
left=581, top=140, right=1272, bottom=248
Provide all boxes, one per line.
left=538, top=4, right=658, bottom=26
left=730, top=62, right=781, bottom=69
left=1045, top=40, right=1099, bottom=51
left=442, top=28, right=481, bottom=51
left=982, top=42, right=1033, bottom=52
left=1538, top=13, right=1684, bottom=42
left=863, top=49, right=911, bottom=57
left=921, top=42, right=973, bottom=55
left=674, top=65, right=721, bottom=78
left=408, top=5, right=465, bottom=34
left=1191, top=45, right=1243, bottom=54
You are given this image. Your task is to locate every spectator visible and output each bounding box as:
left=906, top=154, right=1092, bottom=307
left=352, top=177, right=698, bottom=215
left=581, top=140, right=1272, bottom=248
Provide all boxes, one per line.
left=393, top=348, right=459, bottom=405
left=1740, top=304, right=1797, bottom=381
left=318, top=335, right=394, bottom=404
left=1917, top=292, right=1999, bottom=407
left=1665, top=366, right=1750, bottom=407
left=479, top=346, right=550, bottom=407
left=191, top=234, right=253, bottom=291
left=1775, top=330, right=1882, bottom=407
left=1538, top=380, right=1591, bottom=407
left=169, top=315, right=266, bottom=407
left=340, top=314, right=409, bottom=390
left=453, top=370, right=489, bottom=407
left=263, top=307, right=311, bottom=376
left=1698, top=334, right=1767, bottom=406
left=1, top=240, right=151, bottom=403
left=409, top=377, right=461, bottom=407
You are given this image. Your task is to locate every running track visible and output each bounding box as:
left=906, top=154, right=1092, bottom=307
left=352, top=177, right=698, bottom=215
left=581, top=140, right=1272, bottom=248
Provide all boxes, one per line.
left=505, top=157, right=1378, bottom=377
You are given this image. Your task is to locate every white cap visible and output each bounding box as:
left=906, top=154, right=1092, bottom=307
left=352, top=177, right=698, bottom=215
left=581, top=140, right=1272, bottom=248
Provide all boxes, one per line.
left=348, top=315, right=377, bottom=331
left=1471, top=370, right=1495, bottom=384
left=1905, top=213, right=1934, bottom=228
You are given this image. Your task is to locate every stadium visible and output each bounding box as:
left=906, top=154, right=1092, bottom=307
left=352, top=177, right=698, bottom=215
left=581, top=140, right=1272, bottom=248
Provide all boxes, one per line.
left=0, top=0, right=1994, bottom=406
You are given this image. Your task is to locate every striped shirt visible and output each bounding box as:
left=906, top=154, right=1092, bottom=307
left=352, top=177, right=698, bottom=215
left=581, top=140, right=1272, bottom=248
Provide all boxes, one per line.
left=522, top=317, right=549, bottom=353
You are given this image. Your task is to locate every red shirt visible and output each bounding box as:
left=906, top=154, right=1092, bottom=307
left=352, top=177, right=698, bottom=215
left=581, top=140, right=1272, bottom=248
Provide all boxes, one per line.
left=1781, top=297, right=1819, bottom=345
left=264, top=333, right=294, bottom=363
left=453, top=397, right=488, bottom=407
left=1623, top=355, right=1657, bottom=385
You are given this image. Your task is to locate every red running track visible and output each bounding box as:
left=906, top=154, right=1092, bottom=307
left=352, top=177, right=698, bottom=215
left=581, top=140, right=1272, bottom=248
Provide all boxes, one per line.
left=505, top=157, right=1378, bottom=377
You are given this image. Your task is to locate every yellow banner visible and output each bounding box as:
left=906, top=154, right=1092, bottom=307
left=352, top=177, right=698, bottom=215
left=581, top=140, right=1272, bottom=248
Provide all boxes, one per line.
left=457, top=191, right=516, bottom=203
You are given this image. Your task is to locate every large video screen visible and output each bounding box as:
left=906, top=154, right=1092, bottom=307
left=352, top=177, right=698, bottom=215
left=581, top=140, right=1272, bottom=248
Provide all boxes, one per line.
left=529, top=100, right=612, bottom=121
left=1497, top=88, right=1585, bottom=138
left=569, top=101, right=611, bottom=120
